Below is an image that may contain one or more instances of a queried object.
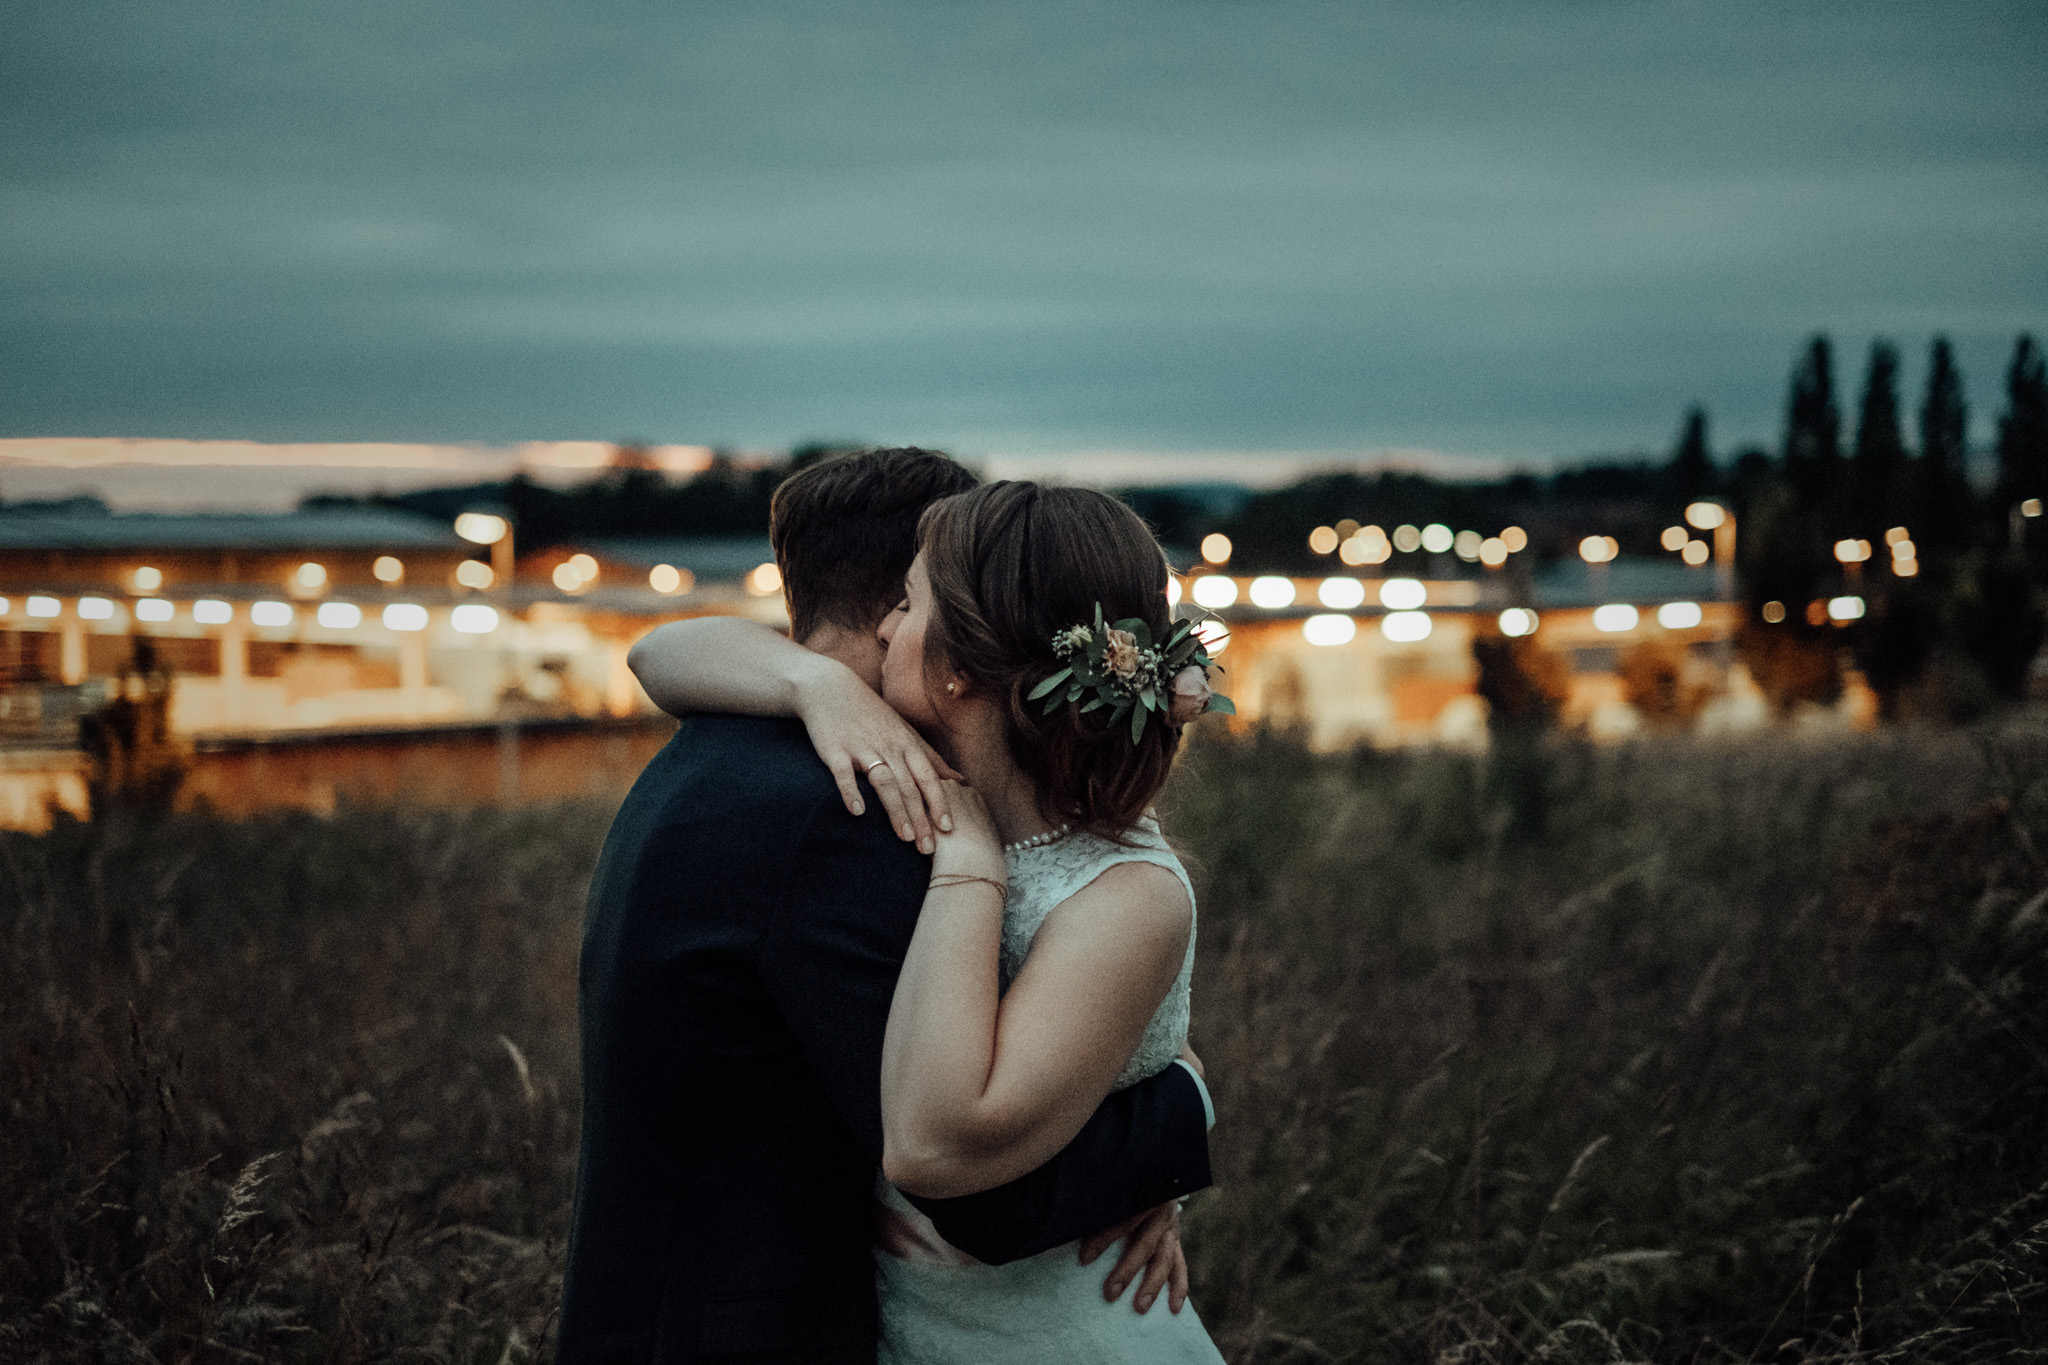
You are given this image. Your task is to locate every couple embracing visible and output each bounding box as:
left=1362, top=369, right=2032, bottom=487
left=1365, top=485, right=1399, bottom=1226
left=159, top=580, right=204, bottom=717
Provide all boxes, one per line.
left=558, top=448, right=1232, bottom=1363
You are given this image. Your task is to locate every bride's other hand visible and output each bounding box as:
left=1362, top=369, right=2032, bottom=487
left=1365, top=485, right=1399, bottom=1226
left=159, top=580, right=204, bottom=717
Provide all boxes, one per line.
left=792, top=653, right=962, bottom=853
left=927, top=781, right=1003, bottom=880
left=1077, top=1199, right=1189, bottom=1315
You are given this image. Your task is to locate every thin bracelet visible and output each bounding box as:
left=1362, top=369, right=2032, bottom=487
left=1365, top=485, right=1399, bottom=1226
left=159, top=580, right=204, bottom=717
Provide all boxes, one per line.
left=927, top=873, right=1008, bottom=906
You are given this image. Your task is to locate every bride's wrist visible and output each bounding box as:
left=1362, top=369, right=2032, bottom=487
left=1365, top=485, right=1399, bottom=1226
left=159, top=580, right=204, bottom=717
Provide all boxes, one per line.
left=787, top=650, right=857, bottom=716
left=930, top=843, right=1005, bottom=884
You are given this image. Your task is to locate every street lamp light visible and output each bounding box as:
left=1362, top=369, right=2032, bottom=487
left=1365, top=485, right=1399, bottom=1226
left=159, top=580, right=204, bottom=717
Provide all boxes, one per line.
left=1685, top=501, right=1736, bottom=600
left=455, top=511, right=514, bottom=590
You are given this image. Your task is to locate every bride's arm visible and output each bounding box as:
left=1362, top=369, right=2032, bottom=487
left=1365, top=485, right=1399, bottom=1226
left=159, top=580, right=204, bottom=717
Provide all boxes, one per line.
left=628, top=616, right=841, bottom=718
left=628, top=617, right=954, bottom=848
left=881, top=787, right=1192, bottom=1198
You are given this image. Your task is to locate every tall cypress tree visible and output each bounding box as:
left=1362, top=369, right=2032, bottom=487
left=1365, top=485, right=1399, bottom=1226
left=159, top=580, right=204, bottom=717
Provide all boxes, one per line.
left=1667, top=405, right=1713, bottom=503
left=1851, top=340, right=1908, bottom=532
left=1783, top=335, right=1842, bottom=521
left=1997, top=333, right=2048, bottom=509
left=1917, top=335, right=1973, bottom=553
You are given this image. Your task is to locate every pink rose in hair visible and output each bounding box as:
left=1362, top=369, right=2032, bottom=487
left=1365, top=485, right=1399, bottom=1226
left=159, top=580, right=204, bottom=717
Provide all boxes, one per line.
left=1102, top=628, right=1140, bottom=678
left=1167, top=665, right=1212, bottom=727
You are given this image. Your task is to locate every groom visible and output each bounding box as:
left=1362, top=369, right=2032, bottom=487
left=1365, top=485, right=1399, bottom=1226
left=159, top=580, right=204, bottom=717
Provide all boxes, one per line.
left=557, top=447, right=1215, bottom=1363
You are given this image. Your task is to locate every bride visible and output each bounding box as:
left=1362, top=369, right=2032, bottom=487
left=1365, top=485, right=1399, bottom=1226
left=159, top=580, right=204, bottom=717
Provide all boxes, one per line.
left=632, top=480, right=1230, bottom=1362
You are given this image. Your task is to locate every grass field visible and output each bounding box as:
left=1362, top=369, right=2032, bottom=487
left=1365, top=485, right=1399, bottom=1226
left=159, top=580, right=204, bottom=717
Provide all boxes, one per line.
left=2, top=724, right=2044, bottom=1362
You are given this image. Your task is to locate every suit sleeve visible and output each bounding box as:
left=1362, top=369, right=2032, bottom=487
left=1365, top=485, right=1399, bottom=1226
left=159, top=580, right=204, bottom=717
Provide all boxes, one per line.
left=904, top=1062, right=1212, bottom=1265
left=756, top=784, right=1214, bottom=1267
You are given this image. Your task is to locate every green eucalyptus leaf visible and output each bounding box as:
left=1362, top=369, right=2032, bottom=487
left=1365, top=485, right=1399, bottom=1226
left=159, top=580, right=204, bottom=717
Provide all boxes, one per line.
left=1027, top=667, right=1073, bottom=700
left=1207, top=694, right=1237, bottom=715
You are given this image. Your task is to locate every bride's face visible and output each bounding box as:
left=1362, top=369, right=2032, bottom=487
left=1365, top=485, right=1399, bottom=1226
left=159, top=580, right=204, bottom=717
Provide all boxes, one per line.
left=877, top=552, right=944, bottom=733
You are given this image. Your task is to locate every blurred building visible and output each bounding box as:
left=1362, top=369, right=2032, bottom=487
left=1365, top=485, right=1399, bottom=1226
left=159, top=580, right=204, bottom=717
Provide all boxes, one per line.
left=1167, top=558, right=1776, bottom=750
left=0, top=505, right=785, bottom=827
left=0, top=501, right=1855, bottom=828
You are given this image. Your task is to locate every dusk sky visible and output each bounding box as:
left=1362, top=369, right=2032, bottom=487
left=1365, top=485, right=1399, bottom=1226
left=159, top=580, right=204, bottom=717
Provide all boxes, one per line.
left=4, top=0, right=2044, bottom=479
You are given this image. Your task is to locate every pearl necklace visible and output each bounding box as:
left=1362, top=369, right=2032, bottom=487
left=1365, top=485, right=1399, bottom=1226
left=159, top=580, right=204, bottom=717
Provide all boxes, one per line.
left=1004, top=823, right=1071, bottom=855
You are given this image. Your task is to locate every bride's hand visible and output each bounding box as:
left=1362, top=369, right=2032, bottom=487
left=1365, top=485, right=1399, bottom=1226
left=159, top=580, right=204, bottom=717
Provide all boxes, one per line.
left=929, top=781, right=1005, bottom=882
left=1076, top=1198, right=1190, bottom=1315
left=793, top=655, right=962, bottom=853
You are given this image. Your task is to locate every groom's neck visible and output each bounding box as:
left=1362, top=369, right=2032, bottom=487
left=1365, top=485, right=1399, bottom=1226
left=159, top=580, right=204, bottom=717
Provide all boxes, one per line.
left=799, top=621, right=886, bottom=692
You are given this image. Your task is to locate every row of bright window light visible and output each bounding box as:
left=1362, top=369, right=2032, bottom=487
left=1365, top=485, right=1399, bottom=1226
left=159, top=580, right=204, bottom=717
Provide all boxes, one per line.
left=1200, top=525, right=1533, bottom=571
left=1173, top=573, right=1712, bottom=648
left=0, top=595, right=505, bottom=635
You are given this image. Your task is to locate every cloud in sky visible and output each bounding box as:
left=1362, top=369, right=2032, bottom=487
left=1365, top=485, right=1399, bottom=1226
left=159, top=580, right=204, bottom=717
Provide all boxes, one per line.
left=2, top=0, right=2043, bottom=471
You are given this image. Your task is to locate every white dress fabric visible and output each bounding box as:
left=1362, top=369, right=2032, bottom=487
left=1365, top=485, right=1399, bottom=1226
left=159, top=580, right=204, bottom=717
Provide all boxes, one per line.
left=874, top=817, right=1225, bottom=1364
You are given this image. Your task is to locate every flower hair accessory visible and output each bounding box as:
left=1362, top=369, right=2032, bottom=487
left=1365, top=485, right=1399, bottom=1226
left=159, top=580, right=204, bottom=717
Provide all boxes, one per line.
left=1028, top=603, right=1235, bottom=744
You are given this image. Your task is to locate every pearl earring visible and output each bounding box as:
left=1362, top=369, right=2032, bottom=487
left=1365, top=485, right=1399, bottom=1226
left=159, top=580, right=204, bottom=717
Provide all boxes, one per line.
left=946, top=681, right=957, bottom=694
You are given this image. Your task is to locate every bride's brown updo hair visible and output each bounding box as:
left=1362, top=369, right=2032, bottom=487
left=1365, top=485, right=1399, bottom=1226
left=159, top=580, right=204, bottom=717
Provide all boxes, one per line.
left=915, top=480, right=1181, bottom=838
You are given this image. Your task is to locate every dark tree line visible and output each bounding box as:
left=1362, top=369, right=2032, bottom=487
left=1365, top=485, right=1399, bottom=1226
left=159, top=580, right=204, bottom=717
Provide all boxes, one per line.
left=1729, top=333, right=2047, bottom=717
left=294, top=340, right=2047, bottom=718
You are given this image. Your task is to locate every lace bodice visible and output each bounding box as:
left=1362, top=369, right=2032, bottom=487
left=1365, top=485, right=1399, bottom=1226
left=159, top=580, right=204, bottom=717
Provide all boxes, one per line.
left=1000, top=814, right=1195, bottom=1090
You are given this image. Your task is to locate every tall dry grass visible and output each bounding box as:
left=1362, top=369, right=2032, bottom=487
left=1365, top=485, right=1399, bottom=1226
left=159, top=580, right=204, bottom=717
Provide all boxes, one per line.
left=0, top=802, right=609, bottom=1362
left=1169, top=724, right=2048, bottom=1363
left=1, top=724, right=2044, bottom=1362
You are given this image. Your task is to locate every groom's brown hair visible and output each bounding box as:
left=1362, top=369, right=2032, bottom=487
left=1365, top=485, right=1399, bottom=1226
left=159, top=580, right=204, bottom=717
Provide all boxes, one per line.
left=769, top=447, right=978, bottom=643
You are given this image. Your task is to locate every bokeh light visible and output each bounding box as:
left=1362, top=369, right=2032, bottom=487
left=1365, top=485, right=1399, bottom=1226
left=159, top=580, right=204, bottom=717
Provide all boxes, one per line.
left=1656, top=601, right=1703, bottom=629
left=1379, top=577, right=1426, bottom=610
left=1381, top=610, right=1432, bottom=642
left=1248, top=575, right=1295, bottom=608
left=1317, top=577, right=1366, bottom=609
left=1302, top=613, right=1356, bottom=646
left=1499, top=607, right=1538, bottom=637
left=1592, top=604, right=1639, bottom=632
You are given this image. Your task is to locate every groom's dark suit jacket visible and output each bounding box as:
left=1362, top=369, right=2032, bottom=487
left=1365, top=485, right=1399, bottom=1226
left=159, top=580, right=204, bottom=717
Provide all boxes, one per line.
left=557, top=714, right=1214, bottom=1364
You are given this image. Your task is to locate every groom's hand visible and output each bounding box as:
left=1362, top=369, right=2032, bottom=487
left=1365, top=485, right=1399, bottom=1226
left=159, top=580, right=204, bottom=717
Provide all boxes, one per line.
left=1077, top=1199, right=1189, bottom=1315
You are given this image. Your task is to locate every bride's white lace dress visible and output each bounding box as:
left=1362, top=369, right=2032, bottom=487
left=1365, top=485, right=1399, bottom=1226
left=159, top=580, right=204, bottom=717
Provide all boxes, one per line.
left=874, top=817, right=1226, bottom=1364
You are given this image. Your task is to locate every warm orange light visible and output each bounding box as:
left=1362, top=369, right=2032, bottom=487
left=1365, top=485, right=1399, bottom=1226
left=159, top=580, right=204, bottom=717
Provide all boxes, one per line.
left=1578, top=536, right=1617, bottom=564
left=1500, top=526, right=1528, bottom=553
left=1308, top=526, right=1339, bottom=555
left=1762, top=600, right=1787, bottom=624
left=132, top=566, right=163, bottom=593
left=373, top=555, right=405, bottom=584
left=1660, top=526, right=1689, bottom=552
left=1832, top=539, right=1872, bottom=564
left=1681, top=540, right=1710, bottom=566
left=1478, top=537, right=1508, bottom=568
left=1685, top=502, right=1727, bottom=531
left=1884, top=526, right=1911, bottom=546
left=455, top=512, right=510, bottom=545
left=295, top=561, right=328, bottom=592
left=747, top=563, right=783, bottom=596
left=1200, top=533, right=1233, bottom=566
left=455, top=560, right=496, bottom=590
left=650, top=564, right=694, bottom=594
